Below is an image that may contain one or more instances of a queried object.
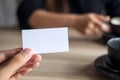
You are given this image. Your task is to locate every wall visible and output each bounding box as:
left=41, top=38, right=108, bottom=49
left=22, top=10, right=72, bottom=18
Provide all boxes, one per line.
left=0, top=0, right=22, bottom=28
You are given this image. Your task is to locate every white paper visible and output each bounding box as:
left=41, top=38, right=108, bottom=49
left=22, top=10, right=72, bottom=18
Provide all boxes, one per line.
left=22, top=27, right=69, bottom=54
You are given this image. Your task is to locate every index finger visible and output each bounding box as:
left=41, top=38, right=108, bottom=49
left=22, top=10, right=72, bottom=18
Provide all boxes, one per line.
left=92, top=16, right=110, bottom=32
left=94, top=14, right=110, bottom=22
left=0, top=48, right=22, bottom=63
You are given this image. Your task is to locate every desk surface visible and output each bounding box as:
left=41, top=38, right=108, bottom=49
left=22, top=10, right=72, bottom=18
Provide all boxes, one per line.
left=0, top=28, right=113, bottom=80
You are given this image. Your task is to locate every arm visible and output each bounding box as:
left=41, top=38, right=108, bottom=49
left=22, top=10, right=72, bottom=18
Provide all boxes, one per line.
left=29, top=10, right=110, bottom=36
left=29, top=10, right=76, bottom=28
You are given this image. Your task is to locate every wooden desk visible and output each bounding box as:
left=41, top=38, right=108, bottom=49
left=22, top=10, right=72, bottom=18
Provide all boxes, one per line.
left=0, top=28, right=113, bottom=80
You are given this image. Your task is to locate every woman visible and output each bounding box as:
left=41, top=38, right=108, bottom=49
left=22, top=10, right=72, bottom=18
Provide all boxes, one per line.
left=17, top=0, right=120, bottom=36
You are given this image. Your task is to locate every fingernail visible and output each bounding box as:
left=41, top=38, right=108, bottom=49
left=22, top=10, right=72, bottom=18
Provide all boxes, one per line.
left=103, top=24, right=110, bottom=32
left=36, top=62, right=40, bottom=67
left=23, top=48, right=33, bottom=59
left=106, top=16, right=110, bottom=21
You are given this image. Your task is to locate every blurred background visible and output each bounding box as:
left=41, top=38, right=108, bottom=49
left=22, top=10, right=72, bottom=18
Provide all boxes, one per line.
left=0, top=0, right=22, bottom=28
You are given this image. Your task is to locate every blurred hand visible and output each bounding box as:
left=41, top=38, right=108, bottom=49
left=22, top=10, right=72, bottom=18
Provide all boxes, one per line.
left=72, top=13, right=110, bottom=36
left=0, top=48, right=41, bottom=80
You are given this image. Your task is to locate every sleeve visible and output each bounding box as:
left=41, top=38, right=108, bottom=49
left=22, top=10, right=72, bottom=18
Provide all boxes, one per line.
left=17, top=0, right=44, bottom=29
left=106, top=0, right=120, bottom=17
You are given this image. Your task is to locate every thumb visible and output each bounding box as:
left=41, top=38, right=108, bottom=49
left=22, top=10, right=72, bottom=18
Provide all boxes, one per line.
left=0, top=48, right=33, bottom=78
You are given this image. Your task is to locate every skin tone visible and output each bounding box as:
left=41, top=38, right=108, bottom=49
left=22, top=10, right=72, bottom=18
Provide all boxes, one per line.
left=29, top=10, right=110, bottom=37
left=0, top=48, right=41, bottom=80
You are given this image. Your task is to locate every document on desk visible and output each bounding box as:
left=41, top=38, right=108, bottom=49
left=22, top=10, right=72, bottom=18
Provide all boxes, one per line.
left=22, top=27, right=69, bottom=54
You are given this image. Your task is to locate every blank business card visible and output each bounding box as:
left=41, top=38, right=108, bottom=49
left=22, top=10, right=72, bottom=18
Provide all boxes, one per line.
left=22, top=27, right=69, bottom=54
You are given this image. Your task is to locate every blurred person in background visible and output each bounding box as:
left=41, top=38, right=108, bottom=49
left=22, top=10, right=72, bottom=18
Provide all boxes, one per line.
left=0, top=48, right=41, bottom=80
left=17, top=0, right=120, bottom=37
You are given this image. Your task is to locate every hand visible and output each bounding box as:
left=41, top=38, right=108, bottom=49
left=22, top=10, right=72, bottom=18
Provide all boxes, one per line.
left=72, top=13, right=110, bottom=36
left=0, top=48, right=41, bottom=80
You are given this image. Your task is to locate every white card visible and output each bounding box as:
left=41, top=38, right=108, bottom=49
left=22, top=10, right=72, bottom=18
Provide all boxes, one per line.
left=22, top=27, right=69, bottom=54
